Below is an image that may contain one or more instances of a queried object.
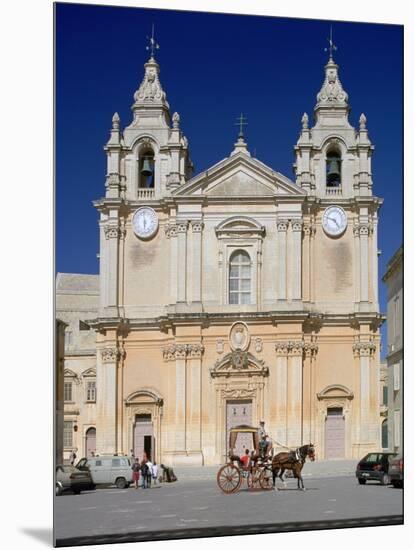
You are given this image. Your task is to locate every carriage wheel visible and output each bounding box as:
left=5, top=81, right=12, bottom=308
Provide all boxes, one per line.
left=259, top=468, right=273, bottom=490
left=247, top=466, right=262, bottom=489
left=217, top=464, right=242, bottom=493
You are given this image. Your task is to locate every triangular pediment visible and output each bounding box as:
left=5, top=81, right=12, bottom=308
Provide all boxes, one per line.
left=173, top=152, right=305, bottom=198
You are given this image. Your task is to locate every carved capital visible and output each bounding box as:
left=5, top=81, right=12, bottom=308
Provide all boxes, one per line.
left=277, top=220, right=289, bottom=232
left=191, top=220, right=204, bottom=233
left=104, top=226, right=125, bottom=240
left=101, top=346, right=124, bottom=363
left=162, top=343, right=204, bottom=361
left=187, top=343, right=205, bottom=358
left=303, top=223, right=316, bottom=237
left=353, top=340, right=376, bottom=357
left=164, top=224, right=177, bottom=238
left=288, top=340, right=305, bottom=356
left=177, top=222, right=189, bottom=233
left=275, top=341, right=289, bottom=355
left=303, top=342, right=319, bottom=357
left=292, top=221, right=303, bottom=232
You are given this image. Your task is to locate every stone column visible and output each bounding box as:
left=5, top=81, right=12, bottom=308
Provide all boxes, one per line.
left=287, top=341, right=304, bottom=447
left=275, top=342, right=289, bottom=446
left=177, top=222, right=188, bottom=303
left=277, top=220, right=288, bottom=301
left=190, top=221, right=203, bottom=304
left=96, top=346, right=122, bottom=455
left=291, top=221, right=303, bottom=301
left=186, top=344, right=204, bottom=464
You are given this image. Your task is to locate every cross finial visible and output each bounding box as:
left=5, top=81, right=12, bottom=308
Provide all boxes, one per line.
left=235, top=113, right=248, bottom=138
left=146, top=24, right=160, bottom=59
left=324, top=26, right=337, bottom=60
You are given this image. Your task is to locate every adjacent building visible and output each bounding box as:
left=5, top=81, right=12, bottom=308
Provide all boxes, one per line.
left=56, top=273, right=99, bottom=462
left=382, top=246, right=403, bottom=454
left=57, top=47, right=385, bottom=465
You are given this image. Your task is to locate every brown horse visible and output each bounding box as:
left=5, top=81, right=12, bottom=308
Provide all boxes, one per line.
left=271, top=444, right=315, bottom=490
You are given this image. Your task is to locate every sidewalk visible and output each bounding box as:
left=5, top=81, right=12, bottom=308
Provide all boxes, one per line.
left=173, top=459, right=358, bottom=482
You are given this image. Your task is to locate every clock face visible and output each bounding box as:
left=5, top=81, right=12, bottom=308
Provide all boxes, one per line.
left=132, top=207, right=159, bottom=239
left=322, top=206, right=347, bottom=237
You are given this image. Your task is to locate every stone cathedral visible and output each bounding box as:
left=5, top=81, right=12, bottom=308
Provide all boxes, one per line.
left=58, top=47, right=384, bottom=466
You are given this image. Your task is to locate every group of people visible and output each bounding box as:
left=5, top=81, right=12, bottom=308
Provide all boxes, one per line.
left=131, top=454, right=158, bottom=489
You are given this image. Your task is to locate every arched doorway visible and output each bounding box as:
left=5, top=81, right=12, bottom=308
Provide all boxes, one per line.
left=85, top=427, right=96, bottom=457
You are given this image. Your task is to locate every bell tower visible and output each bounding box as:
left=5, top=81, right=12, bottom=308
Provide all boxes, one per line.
left=103, top=38, right=193, bottom=204
left=294, top=48, right=374, bottom=200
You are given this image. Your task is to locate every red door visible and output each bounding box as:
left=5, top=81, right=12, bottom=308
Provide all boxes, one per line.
left=226, top=400, right=253, bottom=457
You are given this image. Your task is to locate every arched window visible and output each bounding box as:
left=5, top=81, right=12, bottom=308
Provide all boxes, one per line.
left=229, top=250, right=251, bottom=305
left=381, top=419, right=388, bottom=450
left=138, top=149, right=155, bottom=189
left=326, top=150, right=341, bottom=187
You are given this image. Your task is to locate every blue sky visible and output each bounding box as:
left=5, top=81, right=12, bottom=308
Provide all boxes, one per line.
left=56, top=3, right=403, bottom=352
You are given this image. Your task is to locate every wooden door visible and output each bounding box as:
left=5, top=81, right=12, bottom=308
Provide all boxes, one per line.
left=226, top=400, right=253, bottom=457
left=325, top=408, right=345, bottom=459
left=133, top=414, right=154, bottom=461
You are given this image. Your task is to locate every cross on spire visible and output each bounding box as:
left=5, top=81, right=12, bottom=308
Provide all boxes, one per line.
left=235, top=113, right=248, bottom=138
left=146, top=24, right=160, bottom=59
left=324, top=26, right=337, bottom=60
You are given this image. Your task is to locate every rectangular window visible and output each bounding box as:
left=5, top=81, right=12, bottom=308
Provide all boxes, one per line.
left=86, top=381, right=96, bottom=402
left=63, top=421, right=73, bottom=448
left=382, top=386, right=388, bottom=406
left=393, top=363, right=400, bottom=391
left=64, top=381, right=73, bottom=402
left=394, top=410, right=400, bottom=447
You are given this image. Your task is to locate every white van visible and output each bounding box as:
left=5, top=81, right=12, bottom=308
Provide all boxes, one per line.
left=76, top=456, right=133, bottom=489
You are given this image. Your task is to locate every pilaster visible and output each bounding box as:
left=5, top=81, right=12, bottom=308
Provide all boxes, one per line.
left=190, top=220, right=203, bottom=305
left=177, top=221, right=189, bottom=303
left=291, top=220, right=303, bottom=301
left=96, top=345, right=124, bottom=455
left=277, top=220, right=288, bottom=300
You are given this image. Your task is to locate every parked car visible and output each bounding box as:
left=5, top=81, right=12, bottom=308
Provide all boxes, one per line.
left=356, top=452, right=397, bottom=485
left=76, top=456, right=133, bottom=489
left=389, top=455, right=403, bottom=488
left=56, top=465, right=95, bottom=496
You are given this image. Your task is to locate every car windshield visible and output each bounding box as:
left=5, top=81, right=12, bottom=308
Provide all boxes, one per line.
left=364, top=454, right=379, bottom=462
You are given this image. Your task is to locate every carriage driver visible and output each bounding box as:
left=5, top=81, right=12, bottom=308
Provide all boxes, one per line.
left=258, top=421, right=273, bottom=459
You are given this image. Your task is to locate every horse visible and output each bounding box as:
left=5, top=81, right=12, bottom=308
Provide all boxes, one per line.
left=271, top=444, right=315, bottom=490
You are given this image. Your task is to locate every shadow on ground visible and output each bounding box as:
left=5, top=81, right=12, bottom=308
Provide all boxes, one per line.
left=20, top=528, right=53, bottom=546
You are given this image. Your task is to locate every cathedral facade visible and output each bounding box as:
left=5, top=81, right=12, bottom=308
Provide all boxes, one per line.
left=60, top=49, right=384, bottom=466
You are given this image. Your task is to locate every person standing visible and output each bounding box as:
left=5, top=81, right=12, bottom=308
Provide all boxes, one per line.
left=145, top=458, right=153, bottom=489
left=152, top=462, right=158, bottom=485
left=69, top=448, right=77, bottom=466
left=131, top=457, right=141, bottom=489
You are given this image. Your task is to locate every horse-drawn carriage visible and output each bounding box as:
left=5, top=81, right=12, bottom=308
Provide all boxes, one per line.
left=216, top=424, right=316, bottom=493
left=216, top=425, right=273, bottom=493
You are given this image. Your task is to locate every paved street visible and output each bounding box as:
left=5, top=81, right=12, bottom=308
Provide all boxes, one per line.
left=55, top=463, right=403, bottom=545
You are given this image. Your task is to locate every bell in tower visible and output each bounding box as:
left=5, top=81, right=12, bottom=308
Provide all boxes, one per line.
left=326, top=152, right=341, bottom=187
left=139, top=153, right=155, bottom=188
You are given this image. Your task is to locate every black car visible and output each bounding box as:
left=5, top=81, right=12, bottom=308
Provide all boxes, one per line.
left=356, top=452, right=397, bottom=485
left=389, top=455, right=403, bottom=488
